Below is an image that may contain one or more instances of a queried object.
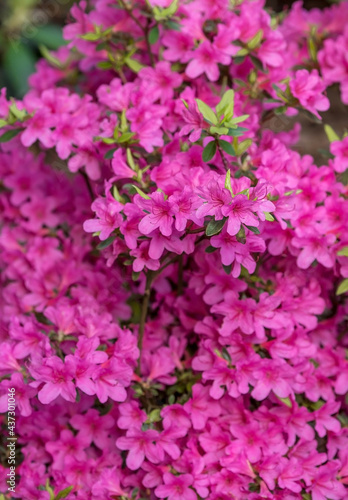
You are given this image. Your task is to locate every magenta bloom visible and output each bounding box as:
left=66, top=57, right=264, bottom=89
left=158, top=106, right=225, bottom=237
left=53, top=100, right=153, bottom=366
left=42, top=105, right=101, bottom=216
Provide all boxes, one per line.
left=138, top=191, right=178, bottom=237
left=155, top=473, right=196, bottom=500
left=178, top=99, right=205, bottom=143
left=83, top=196, right=123, bottom=240
left=116, top=428, right=161, bottom=470
left=290, top=69, right=330, bottom=119
left=221, top=195, right=259, bottom=236
left=186, top=41, right=230, bottom=82
left=30, top=356, right=76, bottom=404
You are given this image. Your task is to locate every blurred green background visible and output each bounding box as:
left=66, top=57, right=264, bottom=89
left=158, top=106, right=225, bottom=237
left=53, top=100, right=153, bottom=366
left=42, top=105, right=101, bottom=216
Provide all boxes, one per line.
left=0, top=0, right=76, bottom=98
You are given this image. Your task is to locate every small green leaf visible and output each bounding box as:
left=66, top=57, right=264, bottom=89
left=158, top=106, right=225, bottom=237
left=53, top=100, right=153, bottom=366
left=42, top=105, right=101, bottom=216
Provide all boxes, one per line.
left=299, top=108, right=321, bottom=123
left=55, top=486, right=74, bottom=500
left=219, top=140, right=236, bottom=157
left=148, top=26, right=160, bottom=45
left=196, top=99, right=218, bottom=125
left=324, top=124, right=340, bottom=143
left=125, top=58, right=145, bottom=73
left=223, top=264, right=232, bottom=274
left=264, top=212, right=274, bottom=221
left=97, top=61, right=113, bottom=70
left=206, top=217, right=227, bottom=237
left=205, top=245, right=218, bottom=253
left=0, top=128, right=22, bottom=142
left=118, top=132, right=135, bottom=143
left=97, top=235, right=116, bottom=250
left=147, top=408, right=161, bottom=423
left=228, top=126, right=248, bottom=137
left=337, top=247, right=348, bottom=257
left=216, top=89, right=235, bottom=120
left=245, top=225, right=260, bottom=234
left=236, top=139, right=252, bottom=156
left=81, top=32, right=101, bottom=41
left=104, top=148, right=117, bottom=159
left=9, top=103, right=27, bottom=121
left=202, top=141, right=217, bottom=162
left=249, top=54, right=265, bottom=72
left=132, top=271, right=141, bottom=281
left=210, top=126, right=229, bottom=135
left=127, top=148, right=137, bottom=170
left=132, top=185, right=151, bottom=200
left=166, top=20, right=182, bottom=31
left=337, top=279, right=348, bottom=295
left=276, top=396, right=292, bottom=408
left=247, top=29, right=263, bottom=50
left=228, top=114, right=250, bottom=125
left=225, top=169, right=232, bottom=194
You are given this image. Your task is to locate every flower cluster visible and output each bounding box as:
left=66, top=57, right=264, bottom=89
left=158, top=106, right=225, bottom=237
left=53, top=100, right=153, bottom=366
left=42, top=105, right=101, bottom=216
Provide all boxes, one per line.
left=0, top=0, right=348, bottom=499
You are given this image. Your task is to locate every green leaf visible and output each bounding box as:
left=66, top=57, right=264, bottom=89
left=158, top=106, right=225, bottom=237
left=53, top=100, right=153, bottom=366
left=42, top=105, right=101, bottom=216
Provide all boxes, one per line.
left=125, top=58, right=145, bottom=73
left=337, top=279, right=348, bottom=295
left=32, top=25, right=67, bottom=50
left=55, top=486, right=74, bottom=500
left=166, top=20, right=182, bottom=31
left=210, top=126, right=229, bottom=135
left=249, top=54, right=265, bottom=72
left=97, top=61, right=113, bottom=70
left=127, top=148, right=137, bottom=170
left=247, top=29, right=263, bottom=50
left=81, top=32, right=101, bottom=41
left=9, top=103, right=27, bottom=121
left=0, top=128, right=22, bottom=143
left=132, top=185, right=151, bottom=200
left=324, top=124, right=340, bottom=143
left=104, top=148, right=117, bottom=159
left=132, top=271, right=141, bottom=281
left=223, top=264, right=232, bottom=274
left=196, top=99, right=218, bottom=125
left=228, top=114, right=250, bottom=125
left=206, top=217, right=227, bottom=237
left=4, top=44, right=36, bottom=98
left=160, top=0, right=179, bottom=18
left=118, top=132, right=135, bottom=143
left=219, top=140, right=236, bottom=157
left=299, top=108, right=322, bottom=123
left=97, top=235, right=116, bottom=250
left=337, top=247, right=348, bottom=257
left=245, top=225, right=260, bottom=234
left=225, top=169, right=232, bottom=194
left=236, top=139, right=252, bottom=156
left=228, top=126, right=248, bottom=137
left=202, top=141, right=217, bottom=162
left=216, top=89, right=235, bottom=120
left=205, top=245, right=218, bottom=253
left=264, top=212, right=274, bottom=221
left=39, top=45, right=64, bottom=69
left=277, top=396, right=292, bottom=408
left=148, top=26, right=159, bottom=45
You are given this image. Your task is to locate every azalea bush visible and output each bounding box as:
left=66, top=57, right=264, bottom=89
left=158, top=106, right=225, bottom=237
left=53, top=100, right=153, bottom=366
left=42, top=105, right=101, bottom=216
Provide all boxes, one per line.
left=1, top=0, right=348, bottom=498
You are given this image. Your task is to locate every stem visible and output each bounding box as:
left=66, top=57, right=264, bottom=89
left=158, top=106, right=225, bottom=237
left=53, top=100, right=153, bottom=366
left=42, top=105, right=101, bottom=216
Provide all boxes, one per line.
left=118, top=0, right=155, bottom=67
left=79, top=171, right=94, bottom=201
left=216, top=139, right=230, bottom=171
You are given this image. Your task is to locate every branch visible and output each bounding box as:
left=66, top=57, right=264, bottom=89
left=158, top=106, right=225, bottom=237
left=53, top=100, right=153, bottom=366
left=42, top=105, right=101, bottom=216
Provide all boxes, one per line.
left=216, top=139, right=229, bottom=171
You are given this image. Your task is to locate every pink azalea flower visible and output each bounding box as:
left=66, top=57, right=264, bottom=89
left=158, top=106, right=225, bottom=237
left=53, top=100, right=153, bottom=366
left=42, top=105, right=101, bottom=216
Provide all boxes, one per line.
left=155, top=473, right=196, bottom=500
left=83, top=196, right=123, bottom=241
left=30, top=356, right=76, bottom=404
left=186, top=41, right=230, bottom=82
left=290, top=69, right=330, bottom=119
left=221, top=195, right=260, bottom=236
left=138, top=191, right=178, bottom=237
left=140, top=62, right=183, bottom=103
left=178, top=99, right=205, bottom=143
left=116, top=428, right=161, bottom=470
